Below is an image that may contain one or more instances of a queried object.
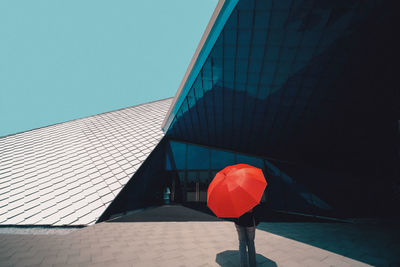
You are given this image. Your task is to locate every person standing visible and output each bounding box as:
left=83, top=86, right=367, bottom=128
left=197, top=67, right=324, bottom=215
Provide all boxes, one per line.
left=163, top=186, right=171, bottom=204
left=234, top=208, right=259, bottom=267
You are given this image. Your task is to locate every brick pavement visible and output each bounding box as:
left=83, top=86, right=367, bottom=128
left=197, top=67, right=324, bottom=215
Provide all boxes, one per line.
left=0, top=221, right=399, bottom=267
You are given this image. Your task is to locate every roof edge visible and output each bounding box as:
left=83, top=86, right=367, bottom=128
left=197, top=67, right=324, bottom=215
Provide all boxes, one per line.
left=0, top=97, right=173, bottom=140
left=161, top=0, right=238, bottom=132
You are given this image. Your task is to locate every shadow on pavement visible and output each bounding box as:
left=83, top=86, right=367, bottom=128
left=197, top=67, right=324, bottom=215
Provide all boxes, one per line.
left=107, top=205, right=221, bottom=222
left=257, top=222, right=400, bottom=266
left=216, top=250, right=277, bottom=267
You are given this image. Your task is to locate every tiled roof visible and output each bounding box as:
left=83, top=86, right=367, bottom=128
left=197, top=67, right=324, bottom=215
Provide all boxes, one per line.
left=0, top=98, right=172, bottom=226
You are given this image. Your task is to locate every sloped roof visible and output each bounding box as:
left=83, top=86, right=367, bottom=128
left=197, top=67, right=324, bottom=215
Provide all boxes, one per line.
left=0, top=98, right=172, bottom=226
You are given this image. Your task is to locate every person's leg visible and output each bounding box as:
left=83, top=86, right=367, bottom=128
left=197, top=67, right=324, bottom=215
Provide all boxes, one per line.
left=235, top=224, right=249, bottom=267
left=246, top=226, right=256, bottom=267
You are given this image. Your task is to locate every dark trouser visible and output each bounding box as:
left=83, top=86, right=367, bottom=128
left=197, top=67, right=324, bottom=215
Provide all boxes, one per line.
left=235, top=224, right=256, bottom=267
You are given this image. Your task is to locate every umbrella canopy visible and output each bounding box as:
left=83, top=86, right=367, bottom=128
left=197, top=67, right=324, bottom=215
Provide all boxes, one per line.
left=207, top=164, right=267, bottom=218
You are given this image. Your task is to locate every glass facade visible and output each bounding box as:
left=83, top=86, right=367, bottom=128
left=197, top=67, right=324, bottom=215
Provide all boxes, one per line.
left=165, top=140, right=332, bottom=217
left=165, top=0, right=387, bottom=165
left=163, top=0, right=399, bottom=218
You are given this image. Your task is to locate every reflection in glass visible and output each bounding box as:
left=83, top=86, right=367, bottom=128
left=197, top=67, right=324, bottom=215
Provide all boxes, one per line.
left=187, top=144, right=209, bottom=170
left=186, top=172, right=198, bottom=202
left=199, top=171, right=211, bottom=202
left=168, top=141, right=186, bottom=170
left=166, top=140, right=332, bottom=217
left=211, top=149, right=235, bottom=170
left=237, top=154, right=264, bottom=168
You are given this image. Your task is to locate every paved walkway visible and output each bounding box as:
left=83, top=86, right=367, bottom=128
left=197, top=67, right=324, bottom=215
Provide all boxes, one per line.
left=0, top=208, right=399, bottom=267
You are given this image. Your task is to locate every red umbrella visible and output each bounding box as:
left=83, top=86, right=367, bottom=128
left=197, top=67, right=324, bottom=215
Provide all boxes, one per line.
left=207, top=163, right=267, bottom=218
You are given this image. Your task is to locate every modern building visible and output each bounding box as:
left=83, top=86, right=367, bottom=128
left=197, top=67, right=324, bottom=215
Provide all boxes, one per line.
left=1, top=0, right=399, bottom=226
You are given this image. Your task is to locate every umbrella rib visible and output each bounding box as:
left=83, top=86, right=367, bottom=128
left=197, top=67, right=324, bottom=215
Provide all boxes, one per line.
left=237, top=186, right=263, bottom=204
left=226, top=188, right=241, bottom=217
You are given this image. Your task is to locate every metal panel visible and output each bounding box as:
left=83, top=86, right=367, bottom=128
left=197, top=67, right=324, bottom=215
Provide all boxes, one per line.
left=0, top=98, right=172, bottom=226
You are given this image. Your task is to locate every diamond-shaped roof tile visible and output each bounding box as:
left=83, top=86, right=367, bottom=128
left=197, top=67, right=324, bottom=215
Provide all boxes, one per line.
left=0, top=98, right=172, bottom=226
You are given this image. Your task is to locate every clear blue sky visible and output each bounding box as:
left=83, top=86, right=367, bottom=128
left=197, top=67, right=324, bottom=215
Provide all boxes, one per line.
left=0, top=0, right=218, bottom=137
